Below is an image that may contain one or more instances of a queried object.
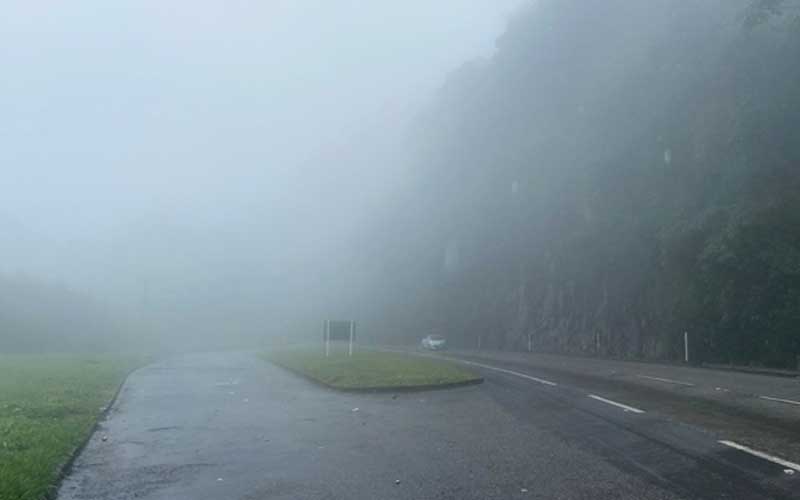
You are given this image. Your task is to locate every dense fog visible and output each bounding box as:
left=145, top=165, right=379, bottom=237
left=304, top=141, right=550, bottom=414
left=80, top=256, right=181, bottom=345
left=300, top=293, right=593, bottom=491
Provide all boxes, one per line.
left=3, top=1, right=800, bottom=367
left=1, top=0, right=523, bottom=351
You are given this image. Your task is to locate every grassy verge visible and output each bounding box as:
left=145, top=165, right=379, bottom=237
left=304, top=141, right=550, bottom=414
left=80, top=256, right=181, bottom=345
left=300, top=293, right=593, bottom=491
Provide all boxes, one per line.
left=262, top=350, right=481, bottom=390
left=0, top=354, right=147, bottom=500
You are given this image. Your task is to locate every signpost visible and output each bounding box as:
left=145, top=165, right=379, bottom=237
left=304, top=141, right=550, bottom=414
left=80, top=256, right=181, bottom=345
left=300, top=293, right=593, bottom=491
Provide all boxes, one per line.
left=324, top=320, right=356, bottom=357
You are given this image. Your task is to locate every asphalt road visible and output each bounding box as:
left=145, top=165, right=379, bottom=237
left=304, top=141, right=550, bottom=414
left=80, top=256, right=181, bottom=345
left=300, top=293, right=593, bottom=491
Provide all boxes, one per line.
left=434, top=348, right=800, bottom=412
left=57, top=351, right=799, bottom=500
left=402, top=347, right=800, bottom=465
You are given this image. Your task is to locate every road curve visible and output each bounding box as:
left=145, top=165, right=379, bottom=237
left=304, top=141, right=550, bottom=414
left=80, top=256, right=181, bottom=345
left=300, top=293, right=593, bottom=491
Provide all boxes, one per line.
left=57, top=351, right=797, bottom=500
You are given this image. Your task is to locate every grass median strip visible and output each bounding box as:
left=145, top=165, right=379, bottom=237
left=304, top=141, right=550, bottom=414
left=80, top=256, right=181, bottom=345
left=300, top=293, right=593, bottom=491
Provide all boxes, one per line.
left=0, top=354, right=147, bottom=500
left=262, top=350, right=482, bottom=391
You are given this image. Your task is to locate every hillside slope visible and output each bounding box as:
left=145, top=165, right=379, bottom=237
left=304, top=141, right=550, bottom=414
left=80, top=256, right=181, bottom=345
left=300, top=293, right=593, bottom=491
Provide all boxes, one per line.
left=363, top=0, right=800, bottom=368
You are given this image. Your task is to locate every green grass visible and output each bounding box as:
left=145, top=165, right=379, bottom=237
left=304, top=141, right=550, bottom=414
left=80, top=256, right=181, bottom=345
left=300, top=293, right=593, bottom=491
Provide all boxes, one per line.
left=262, top=350, right=481, bottom=390
left=0, top=354, right=146, bottom=500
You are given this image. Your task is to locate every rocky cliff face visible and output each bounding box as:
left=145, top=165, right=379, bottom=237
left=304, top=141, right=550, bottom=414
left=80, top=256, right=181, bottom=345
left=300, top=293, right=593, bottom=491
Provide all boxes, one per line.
left=361, top=0, right=800, bottom=368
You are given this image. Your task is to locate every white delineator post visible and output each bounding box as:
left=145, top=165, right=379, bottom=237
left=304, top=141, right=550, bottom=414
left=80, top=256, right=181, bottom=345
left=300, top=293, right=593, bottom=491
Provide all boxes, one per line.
left=684, top=331, right=689, bottom=363
left=348, top=321, right=354, bottom=357
left=527, top=333, right=532, bottom=353
left=324, top=320, right=330, bottom=357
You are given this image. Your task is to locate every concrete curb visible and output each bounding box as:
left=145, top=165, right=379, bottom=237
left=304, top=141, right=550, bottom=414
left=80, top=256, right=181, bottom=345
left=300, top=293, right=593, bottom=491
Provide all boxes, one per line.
left=266, top=360, right=483, bottom=394
left=45, top=362, right=148, bottom=500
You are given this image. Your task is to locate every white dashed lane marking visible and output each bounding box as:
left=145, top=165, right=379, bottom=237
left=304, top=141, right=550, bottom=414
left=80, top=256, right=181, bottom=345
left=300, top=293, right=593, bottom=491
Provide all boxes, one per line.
left=636, top=374, right=695, bottom=387
left=587, top=394, right=645, bottom=414
left=719, top=440, right=800, bottom=473
left=758, top=395, right=800, bottom=407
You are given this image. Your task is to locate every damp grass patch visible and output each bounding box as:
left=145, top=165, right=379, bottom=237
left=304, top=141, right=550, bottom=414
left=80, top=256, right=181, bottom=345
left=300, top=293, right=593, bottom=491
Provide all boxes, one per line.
left=262, top=350, right=481, bottom=391
left=0, top=354, right=147, bottom=500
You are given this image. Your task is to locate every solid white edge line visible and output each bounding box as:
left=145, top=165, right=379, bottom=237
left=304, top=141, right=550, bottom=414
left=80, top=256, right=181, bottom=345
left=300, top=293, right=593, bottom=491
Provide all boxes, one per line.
left=636, top=374, right=695, bottom=387
left=719, top=440, right=800, bottom=472
left=387, top=348, right=558, bottom=387
left=457, top=360, right=558, bottom=386
left=759, top=395, right=800, bottom=407
left=588, top=394, right=645, bottom=414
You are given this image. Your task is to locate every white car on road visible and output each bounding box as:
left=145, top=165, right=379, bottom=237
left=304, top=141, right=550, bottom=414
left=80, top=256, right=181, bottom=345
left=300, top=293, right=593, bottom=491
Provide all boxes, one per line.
left=420, top=334, right=446, bottom=351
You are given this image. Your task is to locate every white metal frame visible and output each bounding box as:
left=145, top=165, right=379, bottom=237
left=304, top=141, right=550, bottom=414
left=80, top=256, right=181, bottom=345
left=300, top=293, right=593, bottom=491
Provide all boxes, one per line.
left=324, top=319, right=355, bottom=357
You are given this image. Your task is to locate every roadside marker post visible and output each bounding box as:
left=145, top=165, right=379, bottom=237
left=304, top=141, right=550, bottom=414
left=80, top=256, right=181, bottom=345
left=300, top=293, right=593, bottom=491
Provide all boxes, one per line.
left=324, top=320, right=330, bottom=357
left=348, top=321, right=355, bottom=356
left=684, top=331, right=689, bottom=363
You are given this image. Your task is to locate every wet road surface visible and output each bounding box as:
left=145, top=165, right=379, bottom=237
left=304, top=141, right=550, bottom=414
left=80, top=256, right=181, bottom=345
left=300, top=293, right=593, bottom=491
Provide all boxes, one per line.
left=57, top=351, right=798, bottom=500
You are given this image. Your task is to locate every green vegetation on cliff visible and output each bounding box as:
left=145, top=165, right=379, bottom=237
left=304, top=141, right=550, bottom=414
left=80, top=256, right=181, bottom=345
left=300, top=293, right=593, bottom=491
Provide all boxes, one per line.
left=362, top=0, right=800, bottom=368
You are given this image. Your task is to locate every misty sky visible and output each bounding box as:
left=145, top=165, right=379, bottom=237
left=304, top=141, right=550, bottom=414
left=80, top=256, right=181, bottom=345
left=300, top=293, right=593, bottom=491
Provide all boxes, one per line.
left=1, top=1, right=527, bottom=341
left=2, top=1, right=524, bottom=239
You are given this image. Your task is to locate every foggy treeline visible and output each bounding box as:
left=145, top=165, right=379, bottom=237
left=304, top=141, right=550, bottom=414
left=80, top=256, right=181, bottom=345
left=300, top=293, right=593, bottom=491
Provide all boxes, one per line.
left=359, top=0, right=800, bottom=368
left=3, top=1, right=800, bottom=368
left=0, top=272, right=139, bottom=353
